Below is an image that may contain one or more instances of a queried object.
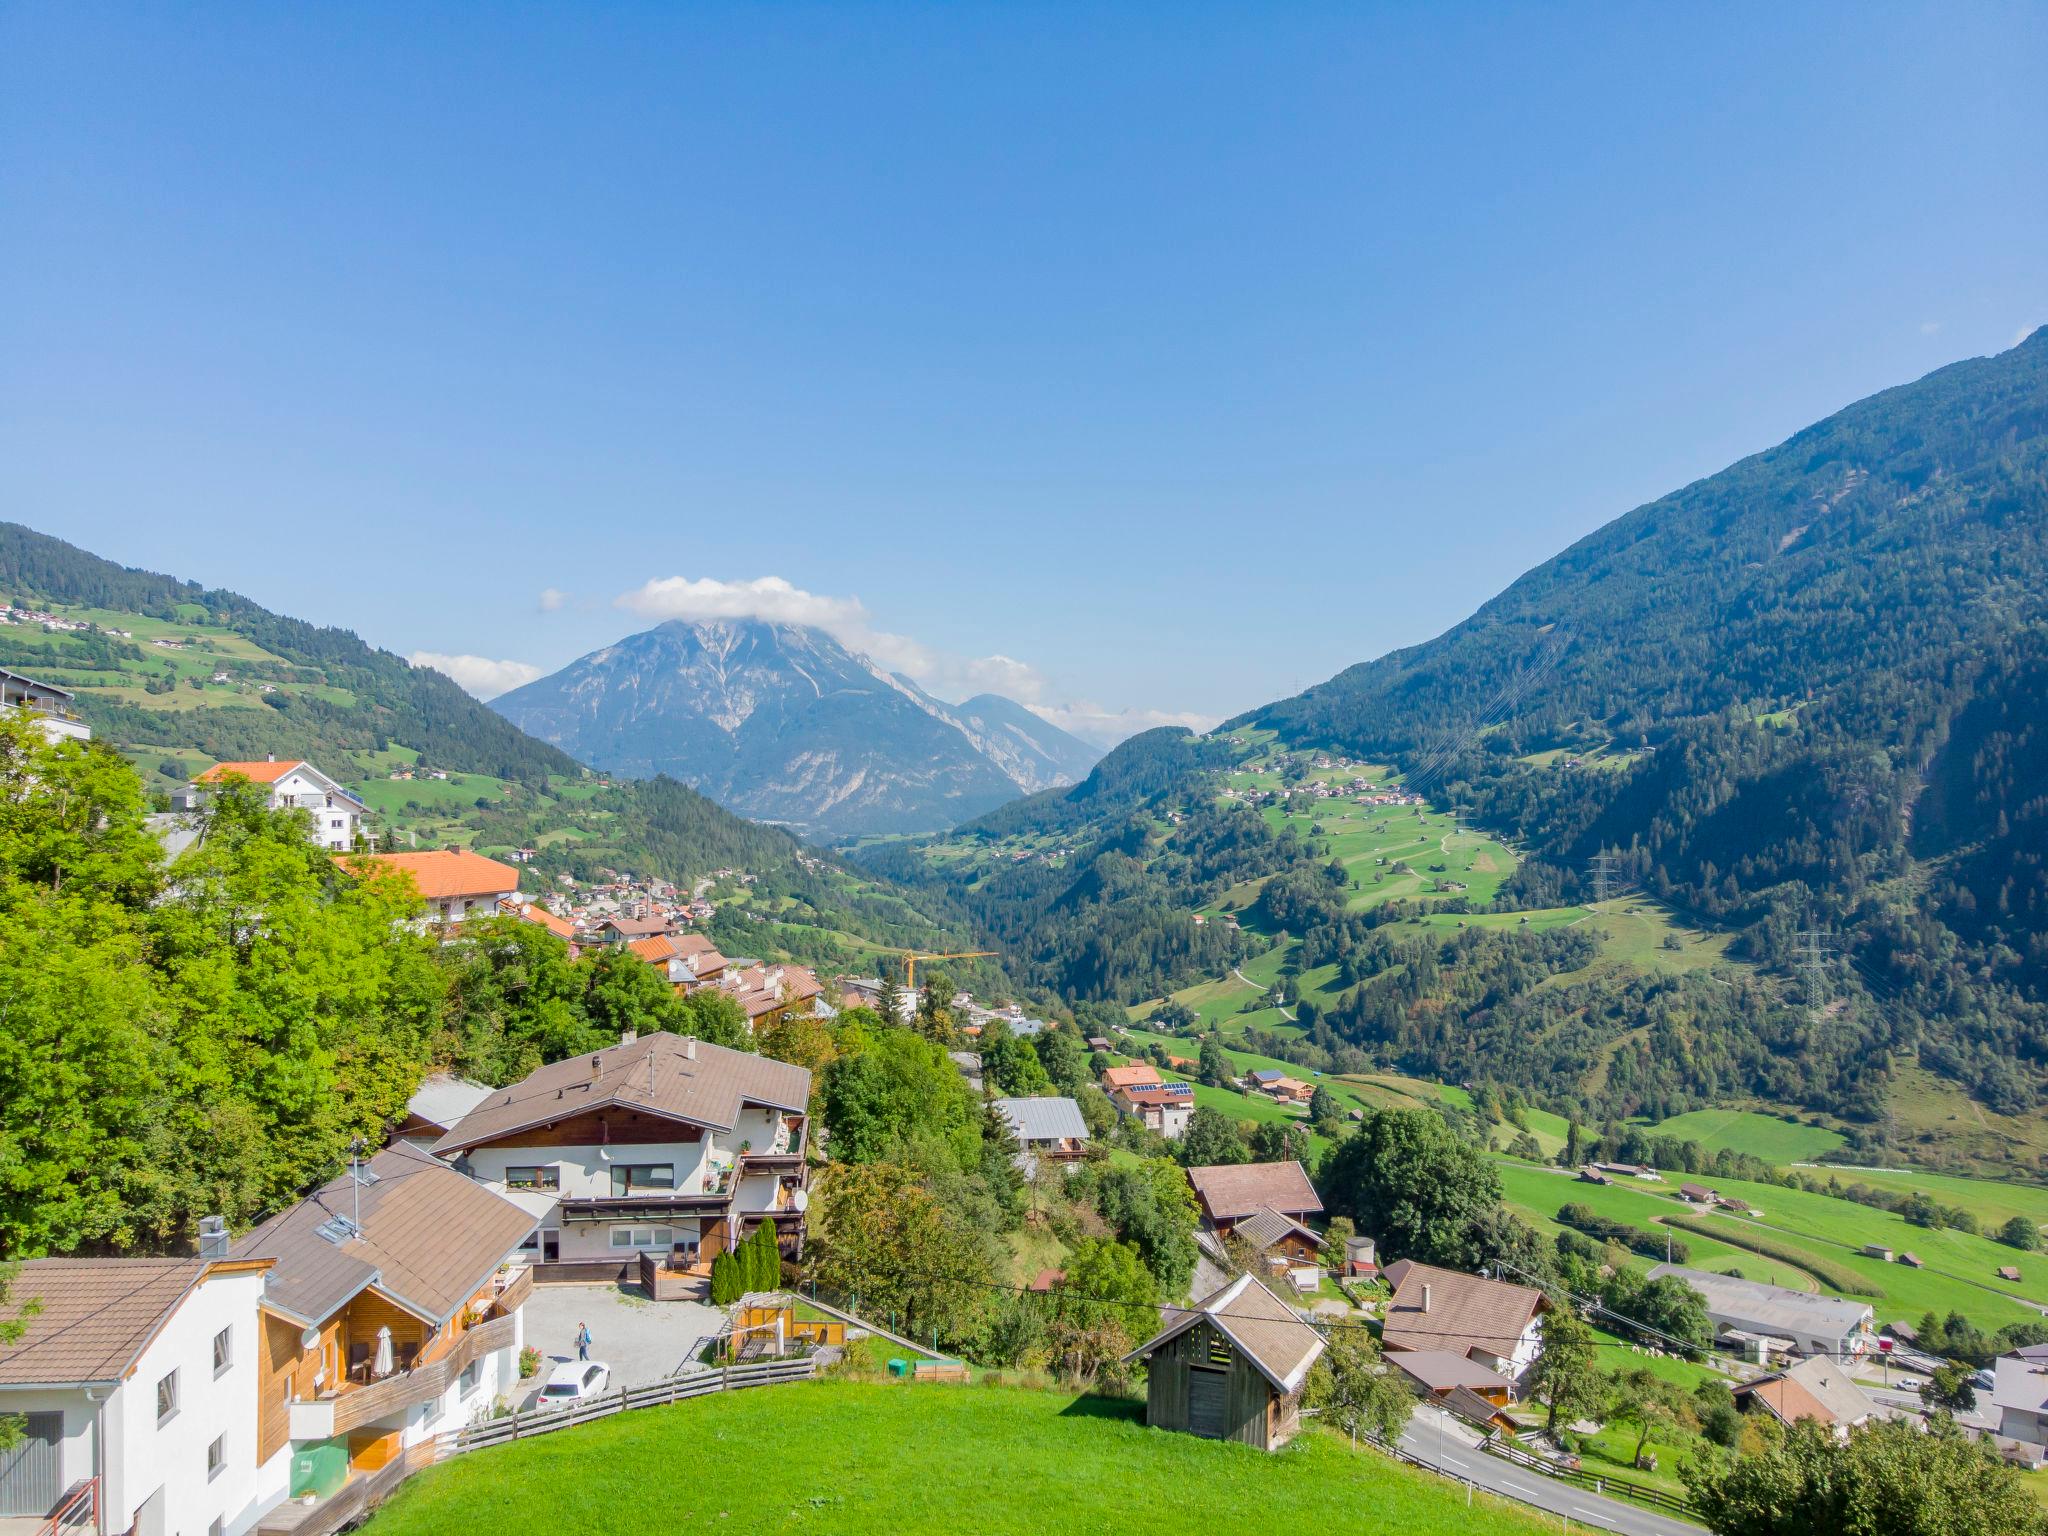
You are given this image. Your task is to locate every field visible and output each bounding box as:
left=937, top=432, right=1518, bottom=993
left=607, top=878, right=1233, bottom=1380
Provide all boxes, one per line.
left=361, top=1380, right=1559, bottom=1536
left=1641, top=1109, right=1846, bottom=1163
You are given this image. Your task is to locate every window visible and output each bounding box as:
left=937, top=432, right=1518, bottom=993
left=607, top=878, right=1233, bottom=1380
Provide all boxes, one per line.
left=505, top=1165, right=559, bottom=1190
left=213, top=1325, right=233, bottom=1376
left=157, top=1368, right=179, bottom=1424
left=609, top=1163, right=675, bottom=1197
left=608, top=1225, right=675, bottom=1251
left=206, top=1435, right=224, bottom=1480
left=458, top=1360, right=481, bottom=1398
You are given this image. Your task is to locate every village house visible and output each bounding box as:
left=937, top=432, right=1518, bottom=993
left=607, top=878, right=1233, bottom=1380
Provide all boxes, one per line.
left=628, top=931, right=729, bottom=987
left=228, top=1142, right=537, bottom=1525
left=993, top=1097, right=1091, bottom=1171
left=1733, top=1356, right=1878, bottom=1435
left=1228, top=1206, right=1326, bottom=1293
left=0, top=665, right=90, bottom=744
left=351, top=849, right=521, bottom=923
left=1387, top=1348, right=1519, bottom=1407
left=1101, top=1063, right=1161, bottom=1093
left=1124, top=1274, right=1325, bottom=1452
left=1648, top=1264, right=1874, bottom=1360
left=189, top=758, right=367, bottom=852
left=1992, top=1344, right=2048, bottom=1446
left=716, top=963, right=824, bottom=1031
left=0, top=1245, right=274, bottom=1535
left=597, top=914, right=670, bottom=946
left=515, top=900, right=581, bottom=956
left=1381, top=1259, right=1550, bottom=1378
left=430, top=1031, right=811, bottom=1277
left=1183, top=1161, right=1323, bottom=1241
left=1112, top=1082, right=1194, bottom=1141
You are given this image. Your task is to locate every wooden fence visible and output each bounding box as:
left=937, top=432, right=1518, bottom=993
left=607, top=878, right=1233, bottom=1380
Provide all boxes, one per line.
left=1480, top=1436, right=1698, bottom=1517
left=448, top=1357, right=816, bottom=1453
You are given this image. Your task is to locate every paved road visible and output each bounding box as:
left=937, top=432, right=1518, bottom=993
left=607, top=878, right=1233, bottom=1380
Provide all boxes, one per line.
left=1395, top=1411, right=1707, bottom=1536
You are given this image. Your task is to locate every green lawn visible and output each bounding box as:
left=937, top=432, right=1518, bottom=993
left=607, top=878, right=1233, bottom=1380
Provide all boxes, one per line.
left=1806, top=1166, right=2048, bottom=1232
left=1642, top=1109, right=1846, bottom=1162
left=361, top=1380, right=1560, bottom=1536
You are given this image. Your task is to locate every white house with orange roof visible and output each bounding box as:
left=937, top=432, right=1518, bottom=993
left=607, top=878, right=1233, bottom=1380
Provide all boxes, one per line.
left=351, top=849, right=520, bottom=923
left=189, top=757, right=367, bottom=851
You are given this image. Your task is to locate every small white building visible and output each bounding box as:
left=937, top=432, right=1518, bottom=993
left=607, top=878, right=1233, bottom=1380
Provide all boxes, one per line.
left=0, top=1243, right=274, bottom=1535
left=191, top=758, right=367, bottom=851
left=1993, top=1345, right=2048, bottom=1446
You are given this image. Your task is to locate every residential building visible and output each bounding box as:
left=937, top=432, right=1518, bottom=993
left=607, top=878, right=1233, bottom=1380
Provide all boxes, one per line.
left=0, top=1248, right=274, bottom=1534
left=192, top=759, right=367, bottom=851
left=1230, top=1206, right=1326, bottom=1293
left=598, top=915, right=670, bottom=946
left=430, top=1031, right=811, bottom=1276
left=230, top=1143, right=537, bottom=1518
left=351, top=849, right=520, bottom=923
left=391, top=1074, right=494, bottom=1150
left=716, top=963, right=823, bottom=1031
left=993, top=1097, right=1090, bottom=1171
left=1387, top=1349, right=1518, bottom=1405
left=1648, top=1264, right=1874, bottom=1360
left=1733, top=1356, right=1878, bottom=1435
left=1183, top=1161, right=1323, bottom=1240
left=1101, top=1063, right=1162, bottom=1093
left=1123, top=1274, right=1326, bottom=1451
left=1993, top=1345, right=2048, bottom=1446
left=1381, top=1259, right=1550, bottom=1378
left=515, top=901, right=580, bottom=956
left=1112, top=1082, right=1194, bottom=1141
left=628, top=932, right=729, bottom=987
left=0, top=666, right=90, bottom=744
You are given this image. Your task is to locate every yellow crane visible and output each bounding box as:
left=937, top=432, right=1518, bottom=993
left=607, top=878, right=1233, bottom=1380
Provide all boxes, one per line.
left=898, top=950, right=997, bottom=991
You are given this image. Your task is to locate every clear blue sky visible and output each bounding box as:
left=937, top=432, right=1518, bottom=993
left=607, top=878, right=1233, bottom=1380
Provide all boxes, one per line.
left=3, top=4, right=2042, bottom=743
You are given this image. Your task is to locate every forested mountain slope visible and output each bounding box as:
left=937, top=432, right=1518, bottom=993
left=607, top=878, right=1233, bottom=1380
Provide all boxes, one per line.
left=0, top=522, right=579, bottom=784
left=1242, top=328, right=2048, bottom=1118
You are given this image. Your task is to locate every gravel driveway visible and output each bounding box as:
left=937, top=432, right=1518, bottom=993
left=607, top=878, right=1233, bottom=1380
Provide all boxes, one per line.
left=520, top=1281, right=724, bottom=1397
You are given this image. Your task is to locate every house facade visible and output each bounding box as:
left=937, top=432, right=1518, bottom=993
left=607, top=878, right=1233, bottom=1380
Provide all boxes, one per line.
left=0, top=1252, right=274, bottom=1536
left=1381, top=1259, right=1549, bottom=1378
left=193, top=759, right=367, bottom=852
left=352, top=849, right=521, bottom=923
left=1113, top=1083, right=1193, bottom=1140
left=1, top=666, right=90, bottom=744
left=431, top=1032, right=812, bottom=1276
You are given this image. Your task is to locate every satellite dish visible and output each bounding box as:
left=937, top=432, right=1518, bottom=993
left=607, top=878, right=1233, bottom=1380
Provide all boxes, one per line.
left=597, top=1146, right=611, bottom=1162
left=301, top=1324, right=321, bottom=1351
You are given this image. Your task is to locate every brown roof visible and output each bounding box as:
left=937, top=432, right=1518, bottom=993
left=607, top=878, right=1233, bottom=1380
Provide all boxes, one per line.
left=233, top=1141, right=536, bottom=1327
left=1736, top=1374, right=1836, bottom=1427
left=1233, top=1205, right=1326, bottom=1254
left=1387, top=1349, right=1518, bottom=1396
left=1125, top=1273, right=1325, bottom=1393
left=1185, top=1161, right=1323, bottom=1223
left=1027, top=1268, right=1066, bottom=1293
left=351, top=849, right=520, bottom=901
left=0, top=1258, right=268, bottom=1385
left=1381, top=1260, right=1549, bottom=1361
left=430, top=1030, right=810, bottom=1155
left=199, top=758, right=305, bottom=784
left=1735, top=1356, right=1875, bottom=1427
left=604, top=916, right=670, bottom=937
left=723, top=964, right=822, bottom=1019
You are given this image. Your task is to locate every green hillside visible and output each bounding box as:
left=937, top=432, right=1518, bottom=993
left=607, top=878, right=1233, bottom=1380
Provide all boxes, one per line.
left=361, top=1379, right=1558, bottom=1536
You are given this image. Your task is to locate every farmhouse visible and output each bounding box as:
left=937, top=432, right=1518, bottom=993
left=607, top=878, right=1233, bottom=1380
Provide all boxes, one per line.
left=994, top=1096, right=1091, bottom=1170
left=0, top=1248, right=274, bottom=1535
left=1184, top=1161, right=1323, bottom=1240
left=431, top=1031, right=812, bottom=1276
left=1381, top=1260, right=1549, bottom=1377
left=1733, top=1356, right=1878, bottom=1434
left=1648, top=1264, right=1874, bottom=1359
left=1124, top=1274, right=1326, bottom=1451
left=1387, top=1349, right=1518, bottom=1405
left=351, top=848, right=521, bottom=923
left=193, top=757, right=367, bottom=852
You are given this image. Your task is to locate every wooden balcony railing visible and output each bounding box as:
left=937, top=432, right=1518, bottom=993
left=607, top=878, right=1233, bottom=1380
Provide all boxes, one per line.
left=326, top=1269, right=531, bottom=1437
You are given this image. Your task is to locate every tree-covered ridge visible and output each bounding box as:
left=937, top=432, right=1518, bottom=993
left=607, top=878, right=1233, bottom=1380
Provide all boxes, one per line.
left=1235, top=331, right=2048, bottom=1120
left=0, top=521, right=581, bottom=784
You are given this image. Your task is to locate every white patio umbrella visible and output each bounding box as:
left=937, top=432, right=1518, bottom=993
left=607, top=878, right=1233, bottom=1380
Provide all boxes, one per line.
left=373, top=1325, right=394, bottom=1378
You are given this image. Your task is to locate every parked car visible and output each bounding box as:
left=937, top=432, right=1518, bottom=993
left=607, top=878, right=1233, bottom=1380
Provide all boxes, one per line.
left=1974, top=1368, right=1998, bottom=1393
left=539, top=1360, right=611, bottom=1404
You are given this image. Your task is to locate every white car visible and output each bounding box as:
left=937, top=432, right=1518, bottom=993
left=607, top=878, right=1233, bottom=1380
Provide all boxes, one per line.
left=538, top=1360, right=611, bottom=1404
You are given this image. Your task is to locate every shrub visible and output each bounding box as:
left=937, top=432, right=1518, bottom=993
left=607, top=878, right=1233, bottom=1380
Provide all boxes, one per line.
left=710, top=1250, right=743, bottom=1306
left=517, top=1345, right=542, bottom=1379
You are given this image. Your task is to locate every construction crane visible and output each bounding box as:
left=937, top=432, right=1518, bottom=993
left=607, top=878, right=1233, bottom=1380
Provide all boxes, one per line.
left=898, top=951, right=997, bottom=991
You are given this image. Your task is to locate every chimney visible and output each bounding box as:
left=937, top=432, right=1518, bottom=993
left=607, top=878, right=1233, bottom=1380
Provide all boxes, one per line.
left=1420, top=1283, right=1432, bottom=1314
left=620, top=1028, right=637, bottom=1044
left=265, top=752, right=276, bottom=762
left=683, top=1036, right=697, bottom=1061
left=198, top=1214, right=229, bottom=1261
left=590, top=1053, right=604, bottom=1080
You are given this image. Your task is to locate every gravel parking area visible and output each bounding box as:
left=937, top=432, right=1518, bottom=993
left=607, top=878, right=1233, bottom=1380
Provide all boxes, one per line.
left=521, top=1281, right=723, bottom=1396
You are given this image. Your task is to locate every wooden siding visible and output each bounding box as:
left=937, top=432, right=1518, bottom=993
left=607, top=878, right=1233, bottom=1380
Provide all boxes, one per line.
left=260, top=1312, right=338, bottom=1464
left=1140, top=1321, right=1285, bottom=1450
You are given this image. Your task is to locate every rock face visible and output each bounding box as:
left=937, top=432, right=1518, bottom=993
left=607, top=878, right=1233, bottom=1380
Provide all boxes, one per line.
left=493, top=619, right=1099, bottom=838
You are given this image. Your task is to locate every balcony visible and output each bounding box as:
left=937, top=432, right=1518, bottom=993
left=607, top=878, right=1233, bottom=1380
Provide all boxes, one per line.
left=739, top=1116, right=807, bottom=1167
left=298, top=1266, right=532, bottom=1439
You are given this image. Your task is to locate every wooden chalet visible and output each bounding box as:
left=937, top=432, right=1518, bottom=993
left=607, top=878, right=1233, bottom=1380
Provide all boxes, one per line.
left=1124, top=1274, right=1325, bottom=1452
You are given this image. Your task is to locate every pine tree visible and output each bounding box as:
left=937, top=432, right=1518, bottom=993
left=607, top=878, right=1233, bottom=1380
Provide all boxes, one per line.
left=710, top=1250, right=741, bottom=1306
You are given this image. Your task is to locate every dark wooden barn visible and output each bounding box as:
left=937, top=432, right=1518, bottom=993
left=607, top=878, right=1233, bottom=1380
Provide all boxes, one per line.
left=1124, top=1274, right=1325, bottom=1451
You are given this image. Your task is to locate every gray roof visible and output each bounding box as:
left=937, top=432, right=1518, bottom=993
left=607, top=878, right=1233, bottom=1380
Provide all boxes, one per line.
left=234, top=1141, right=537, bottom=1327
left=1387, top=1349, right=1517, bottom=1396
left=1124, top=1273, right=1325, bottom=1394
left=406, top=1073, right=494, bottom=1132
left=993, top=1096, right=1089, bottom=1143
left=1234, top=1205, right=1325, bottom=1254
left=431, top=1031, right=810, bottom=1154
left=1648, top=1264, right=1874, bottom=1340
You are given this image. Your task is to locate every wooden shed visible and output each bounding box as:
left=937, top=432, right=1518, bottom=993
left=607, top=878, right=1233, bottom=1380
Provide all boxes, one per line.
left=1123, top=1274, right=1325, bottom=1452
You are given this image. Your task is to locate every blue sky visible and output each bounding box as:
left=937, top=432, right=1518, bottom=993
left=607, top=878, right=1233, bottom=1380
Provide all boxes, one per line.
left=3, top=4, right=2042, bottom=744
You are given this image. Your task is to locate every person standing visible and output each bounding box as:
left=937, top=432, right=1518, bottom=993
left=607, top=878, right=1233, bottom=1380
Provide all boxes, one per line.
left=576, top=1322, right=592, bottom=1361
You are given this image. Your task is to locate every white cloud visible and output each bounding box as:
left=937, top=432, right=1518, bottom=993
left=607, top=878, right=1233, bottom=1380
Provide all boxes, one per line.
left=409, top=651, right=544, bottom=700
left=2016, top=320, right=2046, bottom=348
left=537, top=587, right=566, bottom=612
left=1919, top=321, right=1942, bottom=335
left=611, top=571, right=1211, bottom=750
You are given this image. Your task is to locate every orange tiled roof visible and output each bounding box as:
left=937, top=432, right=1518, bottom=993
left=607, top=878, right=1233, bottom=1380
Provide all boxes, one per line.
left=199, top=759, right=305, bottom=784
left=352, top=849, right=520, bottom=900
left=519, top=903, right=577, bottom=941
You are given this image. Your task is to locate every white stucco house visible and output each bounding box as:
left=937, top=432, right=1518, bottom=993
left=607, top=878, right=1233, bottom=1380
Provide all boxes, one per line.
left=190, top=759, right=367, bottom=852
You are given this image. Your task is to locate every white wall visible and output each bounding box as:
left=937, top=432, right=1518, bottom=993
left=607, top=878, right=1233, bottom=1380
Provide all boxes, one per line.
left=103, top=1265, right=272, bottom=1536
left=263, top=768, right=363, bottom=853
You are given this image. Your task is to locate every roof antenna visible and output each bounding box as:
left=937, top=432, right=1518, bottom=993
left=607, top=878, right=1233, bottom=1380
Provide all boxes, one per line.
left=350, top=1136, right=365, bottom=1235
